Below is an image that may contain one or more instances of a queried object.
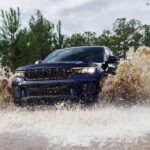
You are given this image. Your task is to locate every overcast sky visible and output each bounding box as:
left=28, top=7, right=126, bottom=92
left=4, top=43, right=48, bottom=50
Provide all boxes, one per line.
left=0, top=0, right=150, bottom=34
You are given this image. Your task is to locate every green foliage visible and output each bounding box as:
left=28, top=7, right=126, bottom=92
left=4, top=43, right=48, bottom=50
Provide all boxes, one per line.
left=66, top=32, right=97, bottom=47
left=28, top=10, right=54, bottom=62
left=0, top=7, right=20, bottom=71
left=113, top=18, right=142, bottom=57
left=66, top=33, right=86, bottom=47
left=0, top=8, right=150, bottom=71
left=53, top=20, right=67, bottom=49
left=142, top=25, right=150, bottom=46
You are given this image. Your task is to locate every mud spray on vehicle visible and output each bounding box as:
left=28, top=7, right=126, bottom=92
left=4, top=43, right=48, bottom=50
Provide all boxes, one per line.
left=0, top=47, right=149, bottom=150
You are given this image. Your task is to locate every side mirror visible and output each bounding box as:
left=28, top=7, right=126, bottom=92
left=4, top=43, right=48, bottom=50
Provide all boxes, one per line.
left=35, top=60, right=42, bottom=64
left=118, top=55, right=125, bottom=59
left=108, top=56, right=118, bottom=63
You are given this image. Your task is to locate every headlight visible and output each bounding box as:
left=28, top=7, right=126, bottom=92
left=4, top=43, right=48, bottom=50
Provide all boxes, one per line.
left=71, top=67, right=96, bottom=74
left=15, top=71, right=25, bottom=77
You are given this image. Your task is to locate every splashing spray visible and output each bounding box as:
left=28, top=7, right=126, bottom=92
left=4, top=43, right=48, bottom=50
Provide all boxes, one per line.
left=0, top=47, right=150, bottom=107
left=0, top=65, right=13, bottom=108
left=101, top=47, right=150, bottom=105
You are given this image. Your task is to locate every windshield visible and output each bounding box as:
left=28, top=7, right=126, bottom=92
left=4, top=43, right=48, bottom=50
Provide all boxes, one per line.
left=43, top=47, right=105, bottom=63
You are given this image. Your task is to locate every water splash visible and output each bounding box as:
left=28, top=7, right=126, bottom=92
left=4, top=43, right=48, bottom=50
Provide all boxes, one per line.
left=101, top=47, right=150, bottom=105
left=0, top=48, right=149, bottom=149
left=0, top=65, right=13, bottom=108
left=0, top=105, right=150, bottom=149
left=0, top=47, right=150, bottom=107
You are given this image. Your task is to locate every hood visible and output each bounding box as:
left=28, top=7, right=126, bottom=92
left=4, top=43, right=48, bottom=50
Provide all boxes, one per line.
left=16, top=61, right=99, bottom=71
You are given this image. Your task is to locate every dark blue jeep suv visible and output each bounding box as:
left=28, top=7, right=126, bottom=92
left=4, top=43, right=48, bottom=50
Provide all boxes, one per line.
left=12, top=46, right=117, bottom=105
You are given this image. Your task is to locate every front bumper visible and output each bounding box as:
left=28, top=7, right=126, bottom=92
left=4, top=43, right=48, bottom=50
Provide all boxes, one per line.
left=12, top=77, right=100, bottom=101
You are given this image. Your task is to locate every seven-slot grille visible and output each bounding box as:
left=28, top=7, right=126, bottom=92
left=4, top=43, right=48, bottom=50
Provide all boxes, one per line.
left=25, top=68, right=72, bottom=80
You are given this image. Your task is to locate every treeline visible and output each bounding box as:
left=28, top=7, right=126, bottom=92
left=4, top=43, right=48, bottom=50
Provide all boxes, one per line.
left=0, top=8, right=150, bottom=72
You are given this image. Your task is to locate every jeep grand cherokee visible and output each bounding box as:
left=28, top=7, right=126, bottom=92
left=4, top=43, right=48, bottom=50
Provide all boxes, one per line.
left=12, top=46, right=118, bottom=105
